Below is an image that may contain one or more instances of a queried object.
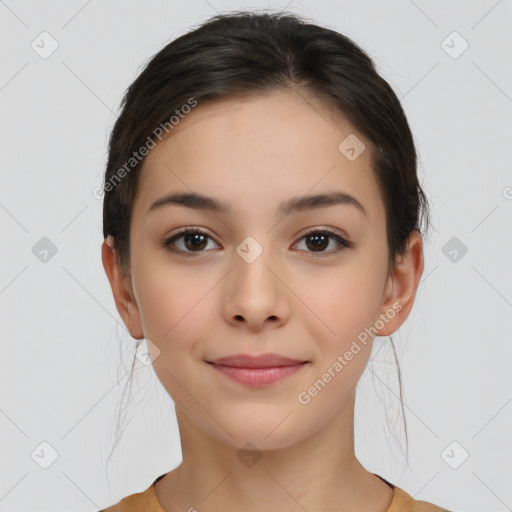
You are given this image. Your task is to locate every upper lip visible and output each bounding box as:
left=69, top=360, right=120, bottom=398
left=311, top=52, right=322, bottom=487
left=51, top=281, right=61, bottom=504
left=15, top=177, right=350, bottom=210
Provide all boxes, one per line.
left=207, top=353, right=307, bottom=368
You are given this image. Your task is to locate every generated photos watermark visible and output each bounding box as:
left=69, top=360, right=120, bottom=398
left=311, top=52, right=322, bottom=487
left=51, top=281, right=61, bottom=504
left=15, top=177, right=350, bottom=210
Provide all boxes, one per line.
left=297, top=301, right=403, bottom=405
left=93, top=97, right=198, bottom=200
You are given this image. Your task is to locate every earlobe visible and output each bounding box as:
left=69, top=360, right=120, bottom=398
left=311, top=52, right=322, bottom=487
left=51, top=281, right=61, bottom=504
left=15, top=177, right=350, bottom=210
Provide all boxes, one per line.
left=375, top=231, right=424, bottom=337
left=101, top=238, right=145, bottom=340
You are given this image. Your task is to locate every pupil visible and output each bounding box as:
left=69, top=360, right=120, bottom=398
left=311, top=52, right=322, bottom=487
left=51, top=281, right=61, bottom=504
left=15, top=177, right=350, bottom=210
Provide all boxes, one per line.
left=185, top=233, right=207, bottom=250
left=308, top=233, right=327, bottom=251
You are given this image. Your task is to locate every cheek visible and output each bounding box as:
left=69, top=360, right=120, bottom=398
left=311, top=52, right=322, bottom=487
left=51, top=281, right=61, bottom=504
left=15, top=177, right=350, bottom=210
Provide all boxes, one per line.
left=134, top=253, right=206, bottom=333
left=136, top=268, right=211, bottom=404
left=298, top=261, right=384, bottom=359
left=133, top=262, right=214, bottom=369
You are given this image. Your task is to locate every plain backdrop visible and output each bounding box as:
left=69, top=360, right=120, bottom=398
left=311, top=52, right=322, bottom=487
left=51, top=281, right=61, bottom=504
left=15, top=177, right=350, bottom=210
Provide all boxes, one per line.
left=1, top=1, right=511, bottom=511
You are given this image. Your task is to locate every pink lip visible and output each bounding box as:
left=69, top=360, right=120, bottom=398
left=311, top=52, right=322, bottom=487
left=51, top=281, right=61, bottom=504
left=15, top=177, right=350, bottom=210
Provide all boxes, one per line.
left=206, top=353, right=309, bottom=387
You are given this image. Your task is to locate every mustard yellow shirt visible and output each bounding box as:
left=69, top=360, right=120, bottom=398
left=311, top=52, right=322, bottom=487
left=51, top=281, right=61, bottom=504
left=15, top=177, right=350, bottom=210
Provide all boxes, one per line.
left=99, top=473, right=449, bottom=511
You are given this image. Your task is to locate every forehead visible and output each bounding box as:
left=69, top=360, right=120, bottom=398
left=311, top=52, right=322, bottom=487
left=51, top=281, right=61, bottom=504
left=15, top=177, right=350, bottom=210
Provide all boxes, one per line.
left=133, top=90, right=385, bottom=224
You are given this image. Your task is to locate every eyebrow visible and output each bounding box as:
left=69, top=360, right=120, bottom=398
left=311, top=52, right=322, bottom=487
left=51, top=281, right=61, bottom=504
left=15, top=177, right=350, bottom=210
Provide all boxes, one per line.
left=148, top=191, right=367, bottom=218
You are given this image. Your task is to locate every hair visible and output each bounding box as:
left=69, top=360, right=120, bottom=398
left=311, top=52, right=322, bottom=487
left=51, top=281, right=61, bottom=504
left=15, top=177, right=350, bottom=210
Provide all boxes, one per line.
left=102, top=10, right=431, bottom=472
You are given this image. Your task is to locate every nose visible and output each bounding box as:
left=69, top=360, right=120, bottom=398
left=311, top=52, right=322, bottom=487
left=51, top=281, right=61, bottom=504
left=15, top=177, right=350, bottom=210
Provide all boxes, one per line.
left=222, top=244, right=290, bottom=332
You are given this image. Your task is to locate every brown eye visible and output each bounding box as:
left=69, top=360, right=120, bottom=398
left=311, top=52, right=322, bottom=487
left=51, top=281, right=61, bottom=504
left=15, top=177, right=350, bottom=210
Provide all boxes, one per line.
left=294, top=228, right=353, bottom=255
left=305, top=232, right=329, bottom=252
left=182, top=232, right=208, bottom=251
left=163, top=229, right=219, bottom=255
left=162, top=227, right=352, bottom=258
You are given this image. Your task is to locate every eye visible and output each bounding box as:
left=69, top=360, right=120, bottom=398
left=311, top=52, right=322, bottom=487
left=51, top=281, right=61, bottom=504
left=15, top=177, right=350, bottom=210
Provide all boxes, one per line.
left=162, top=227, right=353, bottom=257
left=293, top=228, right=353, bottom=256
left=162, top=228, right=219, bottom=256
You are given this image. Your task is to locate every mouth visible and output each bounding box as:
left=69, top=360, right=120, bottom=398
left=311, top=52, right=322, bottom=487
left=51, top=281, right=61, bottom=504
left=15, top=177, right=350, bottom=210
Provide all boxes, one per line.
left=206, top=353, right=310, bottom=387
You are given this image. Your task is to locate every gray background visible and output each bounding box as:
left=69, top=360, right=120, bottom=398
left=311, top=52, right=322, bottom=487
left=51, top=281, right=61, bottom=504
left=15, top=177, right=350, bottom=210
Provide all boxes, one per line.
left=1, top=1, right=511, bottom=511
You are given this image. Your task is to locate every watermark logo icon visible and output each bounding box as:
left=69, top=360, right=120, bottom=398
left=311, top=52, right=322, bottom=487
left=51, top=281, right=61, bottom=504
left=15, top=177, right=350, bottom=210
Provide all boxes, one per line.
left=441, top=441, right=469, bottom=469
left=338, top=134, right=366, bottom=161
left=237, top=442, right=262, bottom=468
left=442, top=236, right=468, bottom=263
left=441, top=31, right=469, bottom=59
left=32, top=237, right=58, bottom=263
left=31, top=441, right=59, bottom=469
left=136, top=338, right=161, bottom=365
left=236, top=236, right=263, bottom=264
left=31, top=31, right=59, bottom=59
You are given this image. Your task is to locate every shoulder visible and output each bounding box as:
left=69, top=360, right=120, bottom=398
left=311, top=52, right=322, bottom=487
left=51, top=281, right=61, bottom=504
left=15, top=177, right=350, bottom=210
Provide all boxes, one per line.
left=98, top=488, right=149, bottom=512
left=390, top=486, right=451, bottom=512
left=99, top=473, right=167, bottom=512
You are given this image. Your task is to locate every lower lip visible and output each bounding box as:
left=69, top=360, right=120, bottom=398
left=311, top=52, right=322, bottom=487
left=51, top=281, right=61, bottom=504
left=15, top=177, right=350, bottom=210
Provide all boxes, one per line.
left=210, top=363, right=307, bottom=387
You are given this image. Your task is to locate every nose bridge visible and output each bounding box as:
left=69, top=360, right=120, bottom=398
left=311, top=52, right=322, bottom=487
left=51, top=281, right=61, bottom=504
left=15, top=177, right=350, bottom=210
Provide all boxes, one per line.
left=235, top=233, right=268, bottom=266
left=233, top=233, right=275, bottom=290
left=224, top=233, right=288, bottom=327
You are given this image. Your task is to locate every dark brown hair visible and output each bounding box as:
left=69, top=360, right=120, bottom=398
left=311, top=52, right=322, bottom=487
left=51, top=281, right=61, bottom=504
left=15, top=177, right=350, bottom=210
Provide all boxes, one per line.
left=102, top=10, right=430, bottom=467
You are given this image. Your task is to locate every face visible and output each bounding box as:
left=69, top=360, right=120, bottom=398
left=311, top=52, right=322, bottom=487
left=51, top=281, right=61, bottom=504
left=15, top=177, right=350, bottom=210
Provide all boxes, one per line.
left=103, top=90, right=423, bottom=451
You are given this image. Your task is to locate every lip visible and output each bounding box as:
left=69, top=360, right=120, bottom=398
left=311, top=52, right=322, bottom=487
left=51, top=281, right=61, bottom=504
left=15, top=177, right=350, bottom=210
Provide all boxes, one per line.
left=207, top=353, right=307, bottom=368
left=206, top=353, right=309, bottom=387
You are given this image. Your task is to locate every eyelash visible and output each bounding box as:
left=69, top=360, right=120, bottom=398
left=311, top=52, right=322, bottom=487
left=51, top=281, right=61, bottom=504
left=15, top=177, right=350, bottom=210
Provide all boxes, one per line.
left=161, top=226, right=353, bottom=257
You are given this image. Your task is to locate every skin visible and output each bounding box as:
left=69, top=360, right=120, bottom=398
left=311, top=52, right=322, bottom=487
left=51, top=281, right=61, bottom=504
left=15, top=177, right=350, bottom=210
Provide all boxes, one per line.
left=102, top=90, right=424, bottom=512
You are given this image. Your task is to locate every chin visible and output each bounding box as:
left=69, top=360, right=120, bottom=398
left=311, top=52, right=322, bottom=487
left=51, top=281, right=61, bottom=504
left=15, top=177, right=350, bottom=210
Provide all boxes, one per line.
left=205, top=413, right=311, bottom=452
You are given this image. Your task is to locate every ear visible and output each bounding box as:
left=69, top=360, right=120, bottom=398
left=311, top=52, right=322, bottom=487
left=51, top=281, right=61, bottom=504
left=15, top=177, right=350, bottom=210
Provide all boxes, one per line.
left=101, top=237, right=145, bottom=340
left=375, top=230, right=424, bottom=336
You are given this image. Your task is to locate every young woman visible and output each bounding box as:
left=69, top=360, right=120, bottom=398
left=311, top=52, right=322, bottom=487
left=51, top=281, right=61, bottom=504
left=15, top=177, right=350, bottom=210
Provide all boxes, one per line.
left=99, top=10, right=449, bottom=512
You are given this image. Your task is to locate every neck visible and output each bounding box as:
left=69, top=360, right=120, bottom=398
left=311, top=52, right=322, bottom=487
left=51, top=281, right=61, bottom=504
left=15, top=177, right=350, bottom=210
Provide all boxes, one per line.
left=154, top=397, right=394, bottom=512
